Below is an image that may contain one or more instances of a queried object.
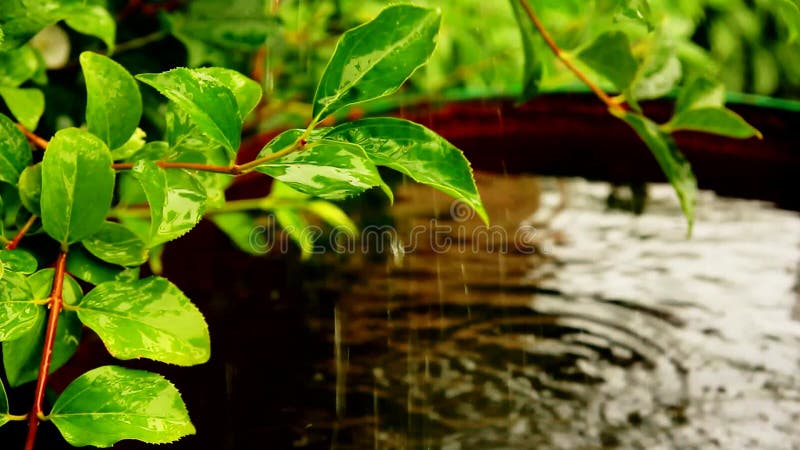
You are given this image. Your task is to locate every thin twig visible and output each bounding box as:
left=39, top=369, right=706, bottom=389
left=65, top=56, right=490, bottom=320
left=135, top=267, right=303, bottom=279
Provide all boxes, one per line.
left=25, top=251, right=68, bottom=450
left=517, top=0, right=625, bottom=113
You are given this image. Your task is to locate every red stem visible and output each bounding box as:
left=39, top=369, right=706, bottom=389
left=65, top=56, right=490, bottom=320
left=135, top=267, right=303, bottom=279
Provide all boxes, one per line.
left=16, top=124, right=49, bottom=151
left=5, top=215, right=37, bottom=250
left=25, top=251, right=68, bottom=450
left=112, top=161, right=242, bottom=174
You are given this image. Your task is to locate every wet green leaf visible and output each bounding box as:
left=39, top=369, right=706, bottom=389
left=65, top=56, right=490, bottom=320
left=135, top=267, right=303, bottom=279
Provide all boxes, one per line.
left=669, top=107, right=761, bottom=139
left=0, top=249, right=37, bottom=274
left=255, top=129, right=385, bottom=200
left=325, top=118, right=488, bottom=224
left=195, top=67, right=262, bottom=118
left=75, top=277, right=210, bottom=365
left=312, top=5, right=441, bottom=120
left=509, top=0, right=544, bottom=101
left=578, top=31, right=638, bottom=92
left=17, top=163, right=41, bottom=216
left=0, top=113, right=32, bottom=185
left=66, top=246, right=139, bottom=286
left=620, top=112, right=696, bottom=233
left=0, top=86, right=44, bottom=130
left=50, top=365, right=196, bottom=447
left=82, top=222, right=149, bottom=267
left=80, top=52, right=142, bottom=149
left=41, top=128, right=115, bottom=245
left=3, top=269, right=82, bottom=387
left=137, top=69, right=241, bottom=154
left=131, top=161, right=207, bottom=247
left=0, top=271, right=38, bottom=342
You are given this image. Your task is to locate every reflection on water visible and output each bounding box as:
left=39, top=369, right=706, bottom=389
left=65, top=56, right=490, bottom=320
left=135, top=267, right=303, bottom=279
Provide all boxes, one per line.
left=297, top=176, right=800, bottom=449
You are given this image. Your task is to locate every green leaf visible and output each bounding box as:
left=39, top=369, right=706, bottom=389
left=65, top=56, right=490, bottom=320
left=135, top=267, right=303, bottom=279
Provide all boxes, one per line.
left=254, top=129, right=385, bottom=200
left=0, top=376, right=9, bottom=427
left=0, top=2, right=115, bottom=51
left=509, top=0, right=544, bottom=101
left=0, top=271, right=38, bottom=342
left=50, top=365, right=195, bottom=447
left=80, top=52, right=142, bottom=149
left=775, top=0, right=800, bottom=42
left=620, top=112, right=696, bottom=233
left=75, top=277, right=210, bottom=365
left=0, top=113, right=32, bottom=185
left=195, top=67, right=262, bottom=118
left=0, top=86, right=44, bottom=130
left=668, top=107, right=762, bottom=139
left=274, top=209, right=314, bottom=259
left=62, top=5, right=116, bottom=52
left=210, top=212, right=261, bottom=255
left=66, top=246, right=139, bottom=286
left=578, top=31, right=638, bottom=92
left=306, top=201, right=358, bottom=237
left=41, top=128, right=115, bottom=245
left=110, top=128, right=146, bottom=161
left=3, top=269, right=82, bottom=387
left=312, top=5, right=441, bottom=120
left=631, top=44, right=682, bottom=101
left=0, top=45, right=39, bottom=86
left=325, top=118, right=488, bottom=224
left=131, top=161, right=207, bottom=247
left=82, top=221, right=149, bottom=267
left=18, top=163, right=41, bottom=216
left=137, top=69, right=241, bottom=153
left=0, top=249, right=37, bottom=274
left=675, top=77, right=725, bottom=114
left=164, top=0, right=272, bottom=67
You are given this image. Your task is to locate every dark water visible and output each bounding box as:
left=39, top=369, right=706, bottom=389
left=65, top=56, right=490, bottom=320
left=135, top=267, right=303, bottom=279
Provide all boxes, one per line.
left=284, top=177, right=800, bottom=450
left=4, top=176, right=799, bottom=449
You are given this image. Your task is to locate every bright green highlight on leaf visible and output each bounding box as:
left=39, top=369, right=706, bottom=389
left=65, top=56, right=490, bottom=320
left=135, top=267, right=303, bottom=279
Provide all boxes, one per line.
left=325, top=118, right=488, bottom=224
left=3, top=269, right=83, bottom=387
left=66, top=246, right=140, bottom=286
left=41, top=128, right=115, bottom=245
left=620, top=112, right=697, bottom=233
left=0, top=271, right=38, bottom=342
left=195, top=67, right=262, bottom=118
left=0, top=113, right=32, bottom=185
left=255, top=129, right=386, bottom=200
left=668, top=108, right=762, bottom=139
left=0, top=248, right=37, bottom=274
left=50, top=365, right=196, bottom=447
left=137, top=68, right=242, bottom=154
left=131, top=161, right=207, bottom=247
left=74, top=277, right=211, bottom=366
left=312, top=4, right=441, bottom=121
left=80, top=52, right=142, bottom=150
